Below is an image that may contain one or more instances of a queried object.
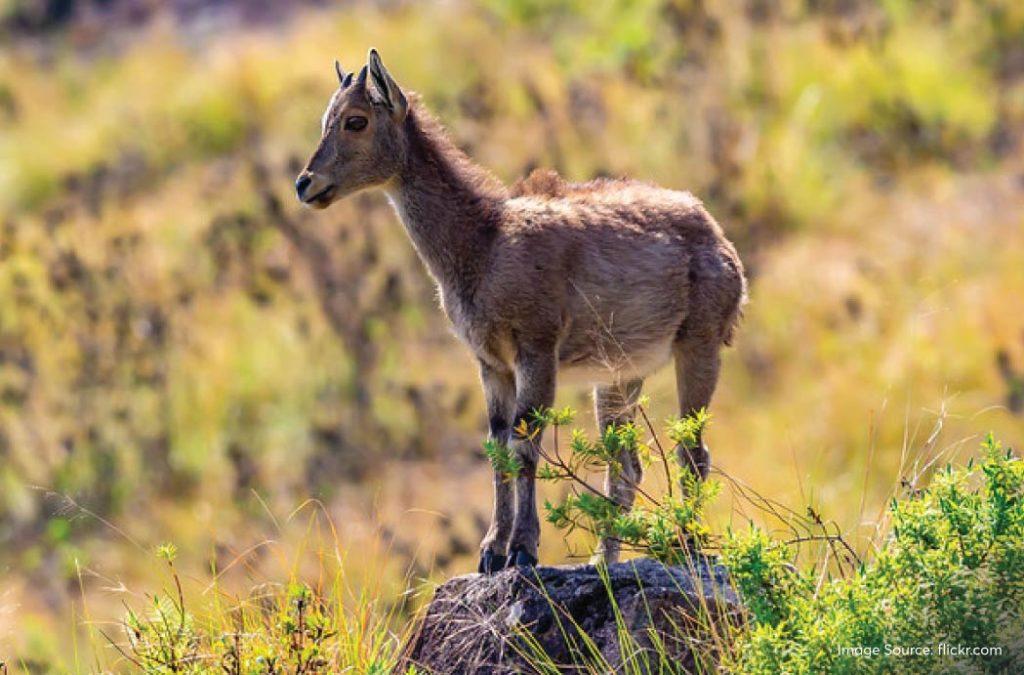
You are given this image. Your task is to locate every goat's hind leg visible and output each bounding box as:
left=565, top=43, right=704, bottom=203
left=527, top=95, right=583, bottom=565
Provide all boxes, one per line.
left=672, top=337, right=721, bottom=482
left=591, top=378, right=644, bottom=565
left=478, top=361, right=516, bottom=574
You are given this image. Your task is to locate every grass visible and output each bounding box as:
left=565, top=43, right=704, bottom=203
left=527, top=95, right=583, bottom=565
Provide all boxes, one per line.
left=67, top=503, right=414, bottom=673
left=110, top=555, right=406, bottom=673
left=20, top=422, right=1017, bottom=673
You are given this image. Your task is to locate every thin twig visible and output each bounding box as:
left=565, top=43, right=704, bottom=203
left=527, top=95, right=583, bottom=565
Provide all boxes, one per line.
left=638, top=403, right=674, bottom=500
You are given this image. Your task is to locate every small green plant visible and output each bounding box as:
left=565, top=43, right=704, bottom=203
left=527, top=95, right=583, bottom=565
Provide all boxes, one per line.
left=537, top=406, right=718, bottom=564
left=484, top=439, right=523, bottom=480
left=665, top=408, right=710, bottom=452
left=116, top=546, right=199, bottom=672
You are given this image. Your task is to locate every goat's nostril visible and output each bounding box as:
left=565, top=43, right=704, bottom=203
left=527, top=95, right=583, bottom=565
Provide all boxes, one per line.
left=295, top=174, right=312, bottom=198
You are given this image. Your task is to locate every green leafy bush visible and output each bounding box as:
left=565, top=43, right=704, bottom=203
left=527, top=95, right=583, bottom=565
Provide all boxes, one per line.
left=721, top=434, right=1024, bottom=674
left=533, top=408, right=1023, bottom=673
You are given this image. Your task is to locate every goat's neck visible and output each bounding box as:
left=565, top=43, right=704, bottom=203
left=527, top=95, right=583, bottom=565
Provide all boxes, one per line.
left=384, top=111, right=503, bottom=300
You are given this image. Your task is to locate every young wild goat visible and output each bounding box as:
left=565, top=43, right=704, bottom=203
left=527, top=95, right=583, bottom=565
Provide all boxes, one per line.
left=296, top=49, right=746, bottom=573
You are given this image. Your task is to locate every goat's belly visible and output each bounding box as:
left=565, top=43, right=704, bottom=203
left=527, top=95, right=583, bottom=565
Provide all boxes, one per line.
left=557, top=339, right=674, bottom=386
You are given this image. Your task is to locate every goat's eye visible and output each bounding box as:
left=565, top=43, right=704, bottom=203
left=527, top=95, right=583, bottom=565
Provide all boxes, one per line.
left=344, top=116, right=368, bottom=131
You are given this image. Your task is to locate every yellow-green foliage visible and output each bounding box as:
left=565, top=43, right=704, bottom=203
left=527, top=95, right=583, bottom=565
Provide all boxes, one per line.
left=722, top=435, right=1024, bottom=673
left=0, top=0, right=1022, bottom=666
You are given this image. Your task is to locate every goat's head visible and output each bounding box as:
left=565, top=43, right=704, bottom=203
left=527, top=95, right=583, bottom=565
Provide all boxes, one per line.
left=295, top=48, right=409, bottom=209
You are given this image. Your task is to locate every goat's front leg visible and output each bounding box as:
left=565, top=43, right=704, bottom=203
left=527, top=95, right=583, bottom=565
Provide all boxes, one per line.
left=506, top=347, right=557, bottom=568
left=478, top=360, right=516, bottom=574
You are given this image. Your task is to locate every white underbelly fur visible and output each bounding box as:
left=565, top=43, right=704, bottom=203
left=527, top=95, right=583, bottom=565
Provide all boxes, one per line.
left=558, top=339, right=674, bottom=386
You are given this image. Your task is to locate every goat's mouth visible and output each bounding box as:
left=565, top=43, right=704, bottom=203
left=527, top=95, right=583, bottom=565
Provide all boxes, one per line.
left=302, top=184, right=337, bottom=209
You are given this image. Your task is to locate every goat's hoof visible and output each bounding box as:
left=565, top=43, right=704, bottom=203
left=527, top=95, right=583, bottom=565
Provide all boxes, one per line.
left=507, top=547, right=538, bottom=568
left=478, top=550, right=507, bottom=574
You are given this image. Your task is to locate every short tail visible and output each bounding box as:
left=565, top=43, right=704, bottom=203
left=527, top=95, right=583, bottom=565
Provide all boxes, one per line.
left=721, top=261, right=748, bottom=347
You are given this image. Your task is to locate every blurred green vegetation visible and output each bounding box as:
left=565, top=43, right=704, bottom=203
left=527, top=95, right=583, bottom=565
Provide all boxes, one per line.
left=0, top=0, right=1023, bottom=667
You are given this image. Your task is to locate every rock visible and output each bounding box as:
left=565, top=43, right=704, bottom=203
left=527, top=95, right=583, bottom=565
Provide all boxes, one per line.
left=403, top=556, right=742, bottom=674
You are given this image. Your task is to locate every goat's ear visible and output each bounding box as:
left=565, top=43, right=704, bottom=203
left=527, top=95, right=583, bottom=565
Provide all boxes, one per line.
left=366, top=48, right=408, bottom=120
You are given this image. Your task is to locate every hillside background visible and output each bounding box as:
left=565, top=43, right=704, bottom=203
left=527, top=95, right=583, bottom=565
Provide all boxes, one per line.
left=1, top=0, right=1023, bottom=667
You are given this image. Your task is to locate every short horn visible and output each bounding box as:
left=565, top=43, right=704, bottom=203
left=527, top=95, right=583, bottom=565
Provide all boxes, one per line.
left=335, top=60, right=345, bottom=84
left=354, top=64, right=369, bottom=88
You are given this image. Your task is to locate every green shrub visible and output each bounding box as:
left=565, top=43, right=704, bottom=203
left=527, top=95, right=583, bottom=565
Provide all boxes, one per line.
left=721, top=434, right=1024, bottom=674
left=534, top=409, right=1023, bottom=673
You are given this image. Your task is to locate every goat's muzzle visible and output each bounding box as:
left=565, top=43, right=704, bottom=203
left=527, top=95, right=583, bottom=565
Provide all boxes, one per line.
left=295, top=171, right=336, bottom=209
